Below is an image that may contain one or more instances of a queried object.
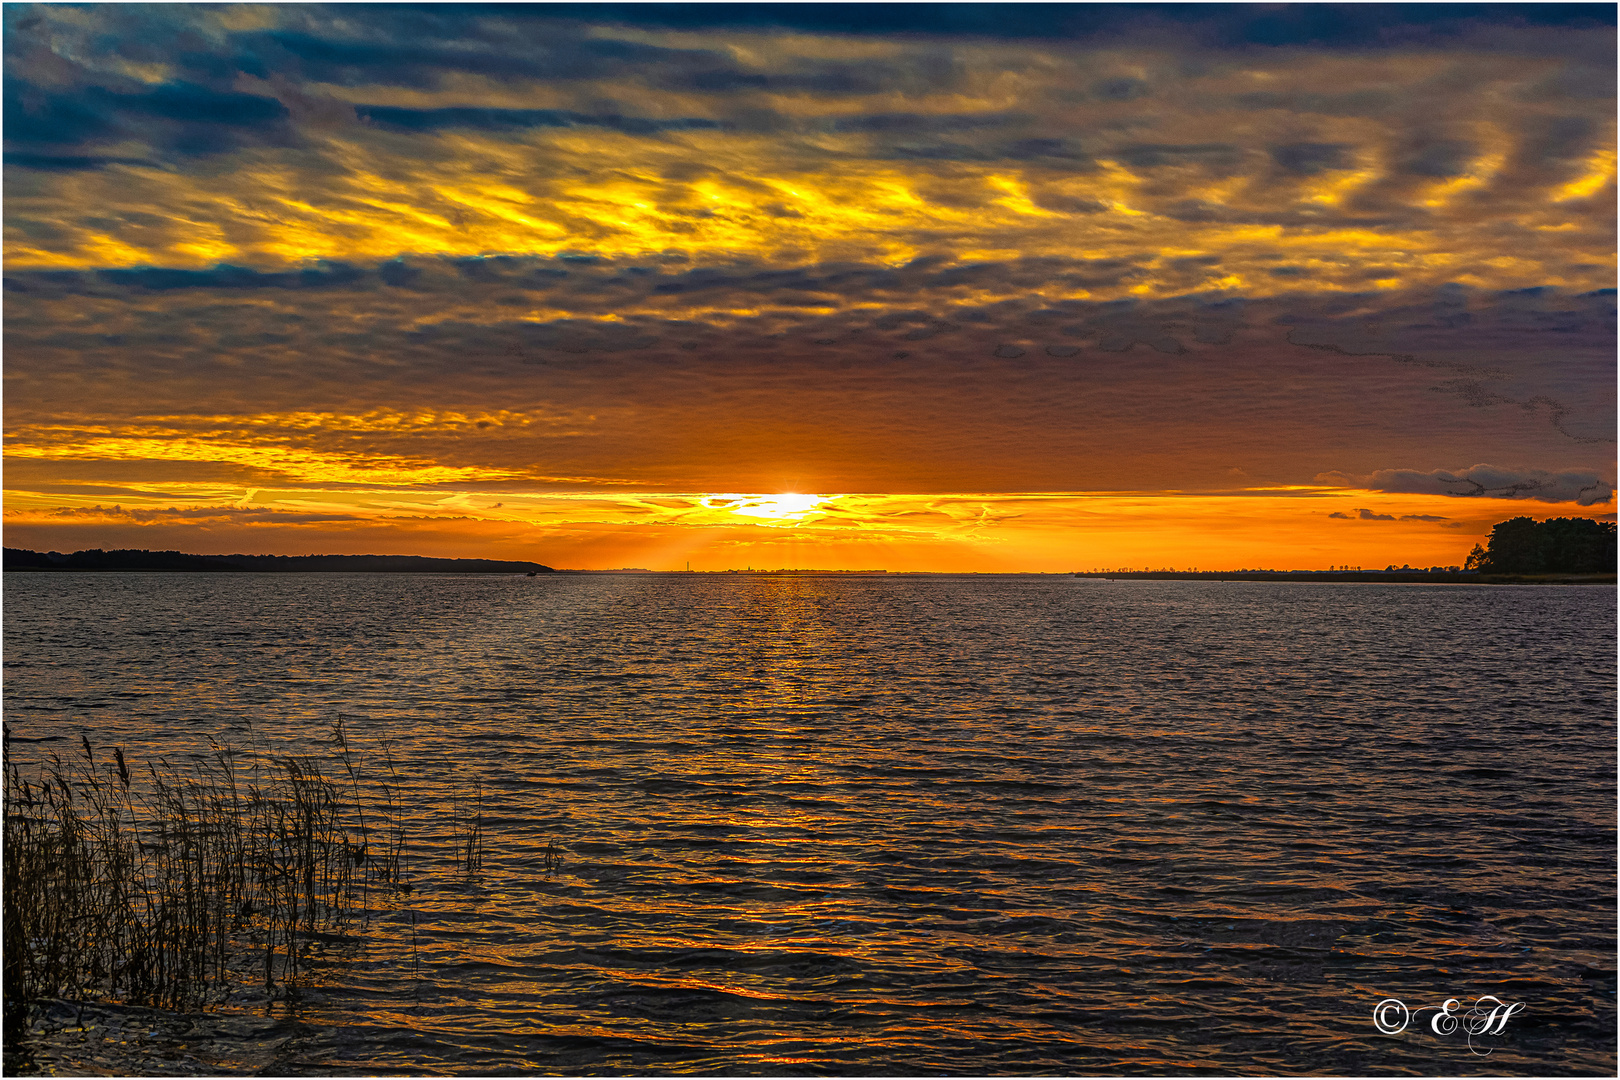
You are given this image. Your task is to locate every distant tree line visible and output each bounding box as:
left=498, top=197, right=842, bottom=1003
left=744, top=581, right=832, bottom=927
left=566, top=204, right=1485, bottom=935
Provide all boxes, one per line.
left=1465, top=517, right=1617, bottom=574
left=3, top=548, right=554, bottom=574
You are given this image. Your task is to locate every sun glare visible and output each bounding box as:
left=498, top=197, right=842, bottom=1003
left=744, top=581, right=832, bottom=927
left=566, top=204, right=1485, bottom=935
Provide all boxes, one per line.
left=711, top=493, right=826, bottom=522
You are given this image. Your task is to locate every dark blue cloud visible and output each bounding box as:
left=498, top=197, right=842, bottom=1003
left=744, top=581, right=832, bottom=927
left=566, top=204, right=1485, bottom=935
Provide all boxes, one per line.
left=3, top=152, right=152, bottom=172
left=233, top=27, right=718, bottom=89
left=470, top=3, right=1614, bottom=46
left=1234, top=89, right=1397, bottom=117
left=3, top=80, right=117, bottom=146
left=1094, top=76, right=1150, bottom=101
left=1397, top=138, right=1476, bottom=178
left=377, top=259, right=421, bottom=288
left=886, top=142, right=998, bottom=162
left=94, top=263, right=365, bottom=291
left=5, top=78, right=293, bottom=157
left=1116, top=143, right=1245, bottom=169
left=831, top=111, right=1020, bottom=134
left=107, top=82, right=287, bottom=126
left=1514, top=114, right=1599, bottom=167
left=356, top=104, right=722, bottom=135
left=1003, top=138, right=1091, bottom=163
left=248, top=30, right=552, bottom=86
left=679, top=67, right=883, bottom=94
left=1270, top=142, right=1352, bottom=175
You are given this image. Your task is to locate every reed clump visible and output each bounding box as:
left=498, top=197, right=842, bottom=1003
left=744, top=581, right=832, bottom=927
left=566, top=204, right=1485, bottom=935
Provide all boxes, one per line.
left=2, top=722, right=418, bottom=1018
left=452, top=780, right=485, bottom=876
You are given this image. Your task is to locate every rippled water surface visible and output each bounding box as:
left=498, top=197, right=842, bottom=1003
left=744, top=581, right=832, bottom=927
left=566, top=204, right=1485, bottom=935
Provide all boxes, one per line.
left=4, top=573, right=1615, bottom=1075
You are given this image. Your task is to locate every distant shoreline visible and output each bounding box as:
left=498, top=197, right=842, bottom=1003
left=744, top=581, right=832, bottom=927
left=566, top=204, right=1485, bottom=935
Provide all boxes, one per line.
left=2, top=548, right=553, bottom=575
left=1069, top=570, right=1616, bottom=585
left=3, top=552, right=1611, bottom=584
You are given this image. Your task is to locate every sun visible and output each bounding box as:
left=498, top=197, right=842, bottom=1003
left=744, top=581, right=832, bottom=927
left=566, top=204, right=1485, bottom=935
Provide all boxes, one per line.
left=709, top=493, right=826, bottom=522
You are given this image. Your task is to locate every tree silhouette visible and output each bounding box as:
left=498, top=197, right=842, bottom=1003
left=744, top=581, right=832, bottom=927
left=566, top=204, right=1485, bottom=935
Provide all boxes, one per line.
left=1472, top=517, right=1616, bottom=573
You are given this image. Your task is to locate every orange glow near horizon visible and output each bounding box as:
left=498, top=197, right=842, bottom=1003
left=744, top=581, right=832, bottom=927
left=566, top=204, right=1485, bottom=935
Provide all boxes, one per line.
left=4, top=483, right=1609, bottom=573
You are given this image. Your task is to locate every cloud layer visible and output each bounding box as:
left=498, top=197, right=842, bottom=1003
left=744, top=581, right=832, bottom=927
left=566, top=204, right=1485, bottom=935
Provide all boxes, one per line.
left=1326, top=465, right=1615, bottom=506
left=6, top=257, right=1613, bottom=498
left=4, top=4, right=1614, bottom=294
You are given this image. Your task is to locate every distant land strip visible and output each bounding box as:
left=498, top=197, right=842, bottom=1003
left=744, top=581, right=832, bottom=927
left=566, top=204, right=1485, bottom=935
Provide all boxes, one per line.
left=2, top=548, right=554, bottom=574
left=4, top=549, right=1612, bottom=582
left=1071, top=570, right=1616, bottom=584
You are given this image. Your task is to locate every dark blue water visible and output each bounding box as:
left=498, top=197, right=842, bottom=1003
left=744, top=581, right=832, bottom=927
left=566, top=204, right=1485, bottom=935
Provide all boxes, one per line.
left=4, top=573, right=1615, bottom=1075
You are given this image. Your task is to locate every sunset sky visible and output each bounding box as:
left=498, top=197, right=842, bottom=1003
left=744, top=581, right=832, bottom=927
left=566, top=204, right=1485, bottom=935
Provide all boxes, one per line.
left=4, top=3, right=1614, bottom=571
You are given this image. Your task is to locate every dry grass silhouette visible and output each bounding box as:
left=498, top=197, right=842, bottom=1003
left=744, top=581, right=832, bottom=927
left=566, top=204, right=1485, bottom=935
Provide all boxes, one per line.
left=2, top=719, right=427, bottom=1015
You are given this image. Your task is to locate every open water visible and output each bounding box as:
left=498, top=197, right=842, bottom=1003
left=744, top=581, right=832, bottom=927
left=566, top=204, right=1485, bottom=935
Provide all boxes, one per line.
left=3, top=573, right=1615, bottom=1075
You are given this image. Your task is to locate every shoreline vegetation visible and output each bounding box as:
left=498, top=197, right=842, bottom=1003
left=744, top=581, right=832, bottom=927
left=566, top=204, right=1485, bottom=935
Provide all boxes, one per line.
left=1, top=718, right=516, bottom=1071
